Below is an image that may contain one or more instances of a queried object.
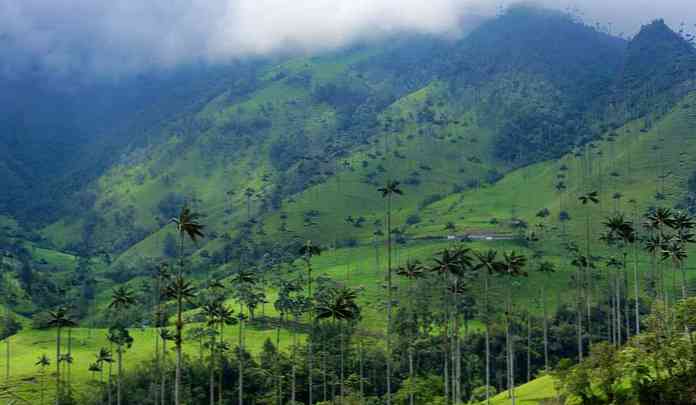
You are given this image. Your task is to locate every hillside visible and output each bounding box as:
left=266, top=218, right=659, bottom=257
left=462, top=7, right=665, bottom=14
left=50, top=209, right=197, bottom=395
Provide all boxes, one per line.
left=2, top=5, right=696, bottom=405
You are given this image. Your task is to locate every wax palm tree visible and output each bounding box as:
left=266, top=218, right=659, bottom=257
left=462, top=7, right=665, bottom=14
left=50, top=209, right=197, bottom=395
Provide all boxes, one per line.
left=299, top=241, right=321, bottom=404
left=231, top=269, right=257, bottom=405
left=170, top=205, right=204, bottom=405
left=107, top=326, right=134, bottom=405
left=35, top=354, right=50, bottom=405
left=645, top=207, right=675, bottom=302
left=244, top=187, right=255, bottom=221
left=315, top=287, right=361, bottom=402
left=578, top=191, right=599, bottom=348
left=500, top=251, right=527, bottom=404
left=474, top=249, right=503, bottom=405
left=96, top=347, right=112, bottom=401
left=536, top=261, right=556, bottom=371
left=396, top=260, right=425, bottom=405
left=216, top=304, right=236, bottom=405
left=661, top=239, right=688, bottom=299
left=670, top=211, right=695, bottom=299
left=378, top=180, right=402, bottom=405
left=604, top=214, right=637, bottom=336
left=159, top=329, right=175, bottom=405
left=48, top=306, right=76, bottom=405
left=88, top=362, right=102, bottom=382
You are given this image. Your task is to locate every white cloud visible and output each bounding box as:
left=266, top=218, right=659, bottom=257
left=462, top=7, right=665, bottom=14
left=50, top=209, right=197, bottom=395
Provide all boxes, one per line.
left=0, top=0, right=694, bottom=76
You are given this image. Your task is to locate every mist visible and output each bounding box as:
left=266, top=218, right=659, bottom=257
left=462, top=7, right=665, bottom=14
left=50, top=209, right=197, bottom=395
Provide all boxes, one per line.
left=1, top=0, right=695, bottom=77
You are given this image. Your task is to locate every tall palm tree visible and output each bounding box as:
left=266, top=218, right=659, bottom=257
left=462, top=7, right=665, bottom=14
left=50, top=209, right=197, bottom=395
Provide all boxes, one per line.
left=299, top=241, right=321, bottom=404
left=604, top=214, right=637, bottom=337
left=645, top=207, right=675, bottom=303
left=35, top=354, right=51, bottom=405
left=396, top=260, right=425, bottom=405
left=201, top=301, right=221, bottom=405
left=107, top=325, right=134, bottom=405
left=159, top=329, right=175, bottom=405
left=48, top=306, right=76, bottom=405
left=536, top=261, right=556, bottom=371
left=170, top=205, right=204, bottom=405
left=216, top=304, right=236, bottom=405
left=500, top=251, right=528, bottom=405
left=474, top=249, right=503, bottom=405
left=231, top=269, right=257, bottom=405
left=315, top=286, right=361, bottom=403
left=377, top=180, right=402, bottom=405
left=244, top=187, right=255, bottom=221
left=96, top=348, right=113, bottom=403
left=89, top=362, right=102, bottom=382
left=670, top=211, right=695, bottom=299
left=578, top=191, right=599, bottom=349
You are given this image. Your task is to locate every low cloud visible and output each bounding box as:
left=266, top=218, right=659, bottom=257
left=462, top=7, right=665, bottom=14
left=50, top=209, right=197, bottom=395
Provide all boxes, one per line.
left=0, top=0, right=694, bottom=77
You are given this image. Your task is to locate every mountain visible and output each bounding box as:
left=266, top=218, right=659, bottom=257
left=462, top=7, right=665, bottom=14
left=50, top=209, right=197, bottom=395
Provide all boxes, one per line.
left=2, top=6, right=696, bottom=404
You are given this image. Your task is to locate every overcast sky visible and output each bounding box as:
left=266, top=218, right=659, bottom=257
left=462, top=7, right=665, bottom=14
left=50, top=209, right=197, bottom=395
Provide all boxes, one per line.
left=1, top=0, right=695, bottom=77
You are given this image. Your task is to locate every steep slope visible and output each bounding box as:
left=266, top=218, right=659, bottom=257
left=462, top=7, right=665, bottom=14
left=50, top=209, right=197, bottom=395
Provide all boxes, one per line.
left=40, top=7, right=632, bottom=266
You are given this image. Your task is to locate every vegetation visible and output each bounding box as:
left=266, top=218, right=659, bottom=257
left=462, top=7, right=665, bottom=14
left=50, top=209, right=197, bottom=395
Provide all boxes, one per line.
left=1, top=5, right=696, bottom=405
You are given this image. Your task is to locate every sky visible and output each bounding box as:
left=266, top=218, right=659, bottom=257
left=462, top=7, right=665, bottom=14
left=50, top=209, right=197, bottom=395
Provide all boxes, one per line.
left=1, top=0, right=695, bottom=77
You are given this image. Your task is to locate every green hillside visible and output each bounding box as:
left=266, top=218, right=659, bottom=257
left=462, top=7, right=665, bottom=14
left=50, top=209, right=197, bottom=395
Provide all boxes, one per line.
left=2, top=6, right=696, bottom=405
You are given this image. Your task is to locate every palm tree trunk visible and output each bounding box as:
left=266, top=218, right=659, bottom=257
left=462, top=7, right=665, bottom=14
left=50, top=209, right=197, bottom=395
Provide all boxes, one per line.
left=386, top=195, right=393, bottom=405
left=292, top=315, right=297, bottom=405
left=408, top=347, right=414, bottom=405
left=526, top=312, right=531, bottom=383
left=543, top=283, right=549, bottom=371
left=634, top=243, right=641, bottom=335
left=359, top=339, right=365, bottom=404
left=484, top=272, right=491, bottom=405
left=56, top=327, right=61, bottom=405
left=175, top=233, right=184, bottom=405
left=117, top=346, right=123, bottom=405
left=238, top=303, right=244, bottom=405
left=210, top=333, right=215, bottom=405
left=161, top=338, right=167, bottom=405
left=5, top=335, right=9, bottom=381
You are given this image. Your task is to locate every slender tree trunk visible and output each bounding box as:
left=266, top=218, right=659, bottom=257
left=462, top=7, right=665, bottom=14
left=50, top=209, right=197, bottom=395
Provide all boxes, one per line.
left=408, top=347, right=414, bottom=405
left=359, top=339, right=365, bottom=404
left=484, top=272, right=491, bottom=405
left=56, top=327, right=62, bottom=405
left=117, top=346, right=123, bottom=405
left=543, top=283, right=549, bottom=371
left=526, top=312, right=531, bottom=383
left=108, top=341, right=113, bottom=405
left=386, top=195, right=393, bottom=405
left=239, top=303, right=244, bottom=405
left=634, top=242, right=641, bottom=335
left=161, top=339, right=166, bottom=405
left=175, top=233, right=184, bottom=405
left=210, top=333, right=215, bottom=405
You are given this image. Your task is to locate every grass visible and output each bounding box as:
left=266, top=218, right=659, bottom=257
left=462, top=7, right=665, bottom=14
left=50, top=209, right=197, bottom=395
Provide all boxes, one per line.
left=484, top=374, right=559, bottom=405
left=1, top=325, right=303, bottom=404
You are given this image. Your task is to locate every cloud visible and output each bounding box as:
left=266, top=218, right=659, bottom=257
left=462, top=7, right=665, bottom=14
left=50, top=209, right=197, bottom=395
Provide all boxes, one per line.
left=0, top=0, right=694, bottom=77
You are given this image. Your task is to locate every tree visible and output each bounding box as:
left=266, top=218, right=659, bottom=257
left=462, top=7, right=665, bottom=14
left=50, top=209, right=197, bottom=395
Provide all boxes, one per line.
left=578, top=191, right=599, bottom=356
left=35, top=354, right=51, bottom=405
left=96, top=347, right=113, bottom=401
left=107, top=326, right=133, bottom=405
left=231, top=269, right=257, bottom=405
left=604, top=214, right=637, bottom=338
left=536, top=261, right=556, bottom=371
left=500, top=251, right=528, bottom=405
left=48, top=306, right=76, bottom=405
left=299, top=240, right=321, bottom=404
left=377, top=180, right=403, bottom=405
left=170, top=205, right=204, bottom=405
left=396, top=260, right=425, bottom=405
left=474, top=250, right=503, bottom=405
left=315, top=286, right=361, bottom=401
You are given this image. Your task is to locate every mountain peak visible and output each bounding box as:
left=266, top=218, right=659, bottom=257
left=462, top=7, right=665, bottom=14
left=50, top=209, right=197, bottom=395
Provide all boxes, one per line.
left=623, top=19, right=696, bottom=92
